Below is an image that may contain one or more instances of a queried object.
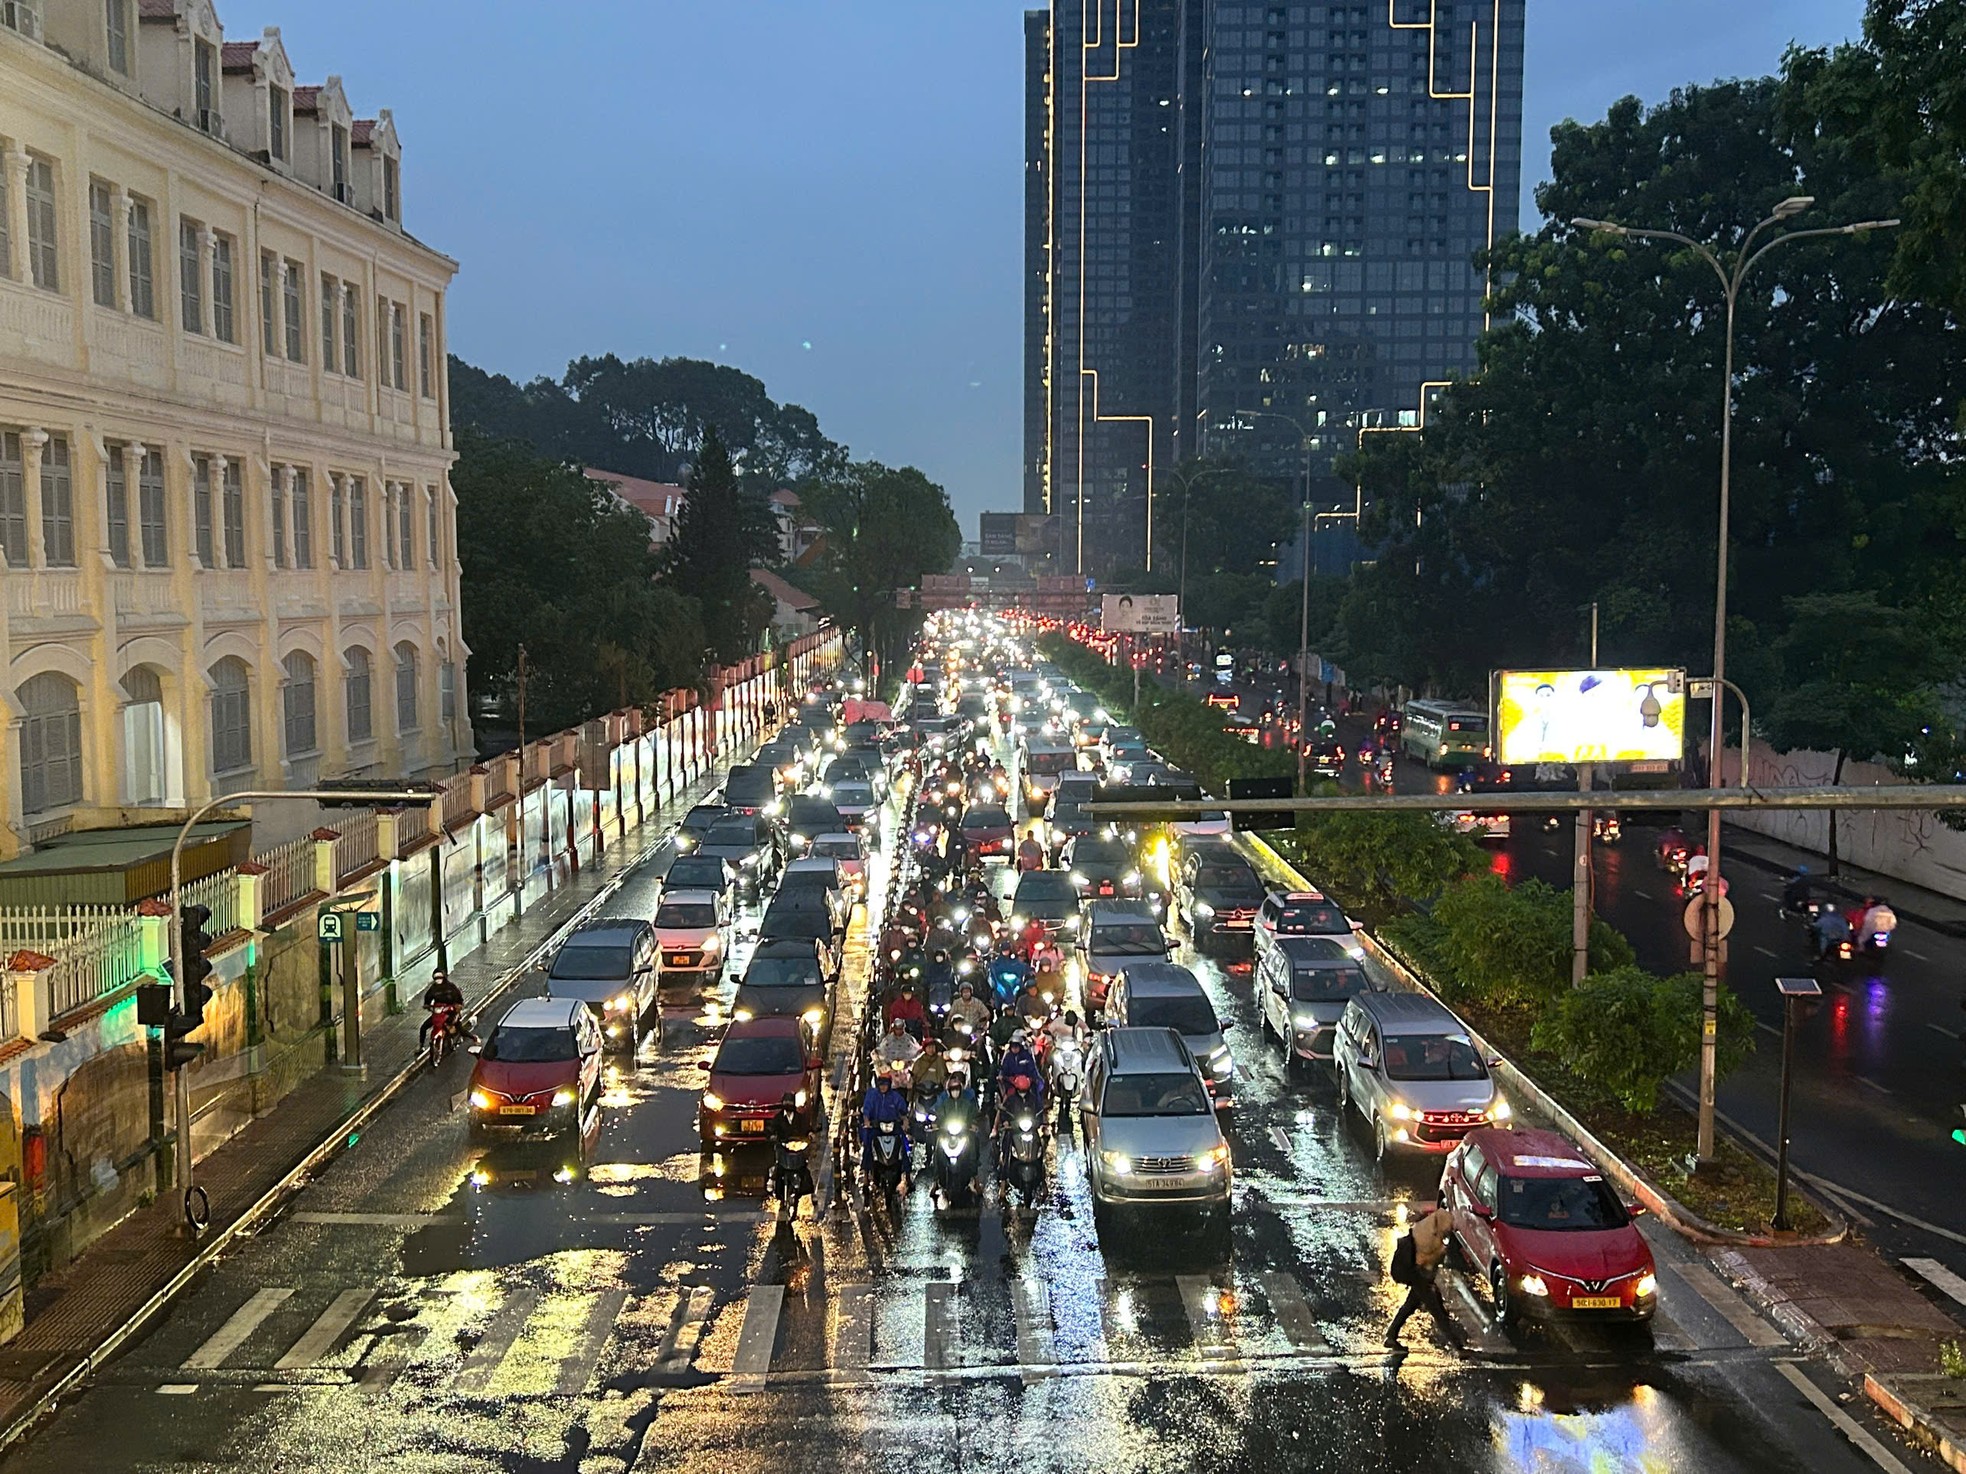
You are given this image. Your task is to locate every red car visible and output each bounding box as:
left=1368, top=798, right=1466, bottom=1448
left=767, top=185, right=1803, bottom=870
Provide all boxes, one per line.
left=957, top=804, right=1016, bottom=860
left=1440, top=1127, right=1657, bottom=1327
left=698, top=1016, right=822, bottom=1148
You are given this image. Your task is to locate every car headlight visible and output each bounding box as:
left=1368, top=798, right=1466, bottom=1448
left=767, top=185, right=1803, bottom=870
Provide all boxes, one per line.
left=702, top=1092, right=725, bottom=1112
left=703, top=933, right=723, bottom=954
left=469, top=1089, right=493, bottom=1111
left=794, top=1089, right=808, bottom=1108
left=1123, top=870, right=1141, bottom=886
left=1193, top=901, right=1214, bottom=918
left=1292, top=1012, right=1317, bottom=1029
left=765, top=800, right=784, bottom=816
left=1193, top=1145, right=1230, bottom=1171
left=1389, top=1101, right=1412, bottom=1121
left=1101, top=1151, right=1132, bottom=1175
left=1070, top=870, right=1087, bottom=886
left=1519, top=1275, right=1550, bottom=1298
left=801, top=1006, right=825, bottom=1026
left=674, top=834, right=695, bottom=851
left=1635, top=1273, right=1657, bottom=1299
left=607, top=993, right=635, bottom=1012
left=1487, top=1099, right=1511, bottom=1121
left=731, top=1007, right=754, bottom=1022
left=551, top=1088, right=577, bottom=1108
left=790, top=833, right=808, bottom=849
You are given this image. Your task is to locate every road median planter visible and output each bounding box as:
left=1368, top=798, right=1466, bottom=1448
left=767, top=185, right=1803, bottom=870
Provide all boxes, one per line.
left=1864, top=1372, right=1966, bottom=1473
left=1239, top=832, right=1848, bottom=1249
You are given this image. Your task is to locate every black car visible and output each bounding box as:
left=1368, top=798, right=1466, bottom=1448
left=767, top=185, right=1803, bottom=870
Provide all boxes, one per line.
left=1009, top=868, right=1082, bottom=940
left=1064, top=834, right=1140, bottom=903
left=774, top=794, right=845, bottom=860
left=1307, top=740, right=1346, bottom=779
left=732, top=939, right=832, bottom=1034
left=675, top=803, right=727, bottom=853
left=663, top=853, right=734, bottom=909
left=721, top=764, right=777, bottom=816
left=758, top=892, right=843, bottom=980
left=698, top=814, right=776, bottom=897
left=1178, top=848, right=1266, bottom=954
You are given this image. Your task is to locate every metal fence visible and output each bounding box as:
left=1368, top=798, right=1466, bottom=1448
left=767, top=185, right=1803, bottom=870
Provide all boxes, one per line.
left=333, top=814, right=380, bottom=882
left=255, top=834, right=318, bottom=917
left=182, top=869, right=239, bottom=939
left=440, top=775, right=474, bottom=830
left=396, top=804, right=431, bottom=853
left=0, top=904, right=130, bottom=958
left=42, top=915, right=147, bottom=1022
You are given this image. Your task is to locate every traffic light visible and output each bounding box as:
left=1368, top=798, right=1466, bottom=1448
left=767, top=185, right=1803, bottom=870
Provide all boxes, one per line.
left=1953, top=1105, right=1965, bottom=1149
left=178, top=904, right=215, bottom=1026
left=1228, top=776, right=1294, bottom=832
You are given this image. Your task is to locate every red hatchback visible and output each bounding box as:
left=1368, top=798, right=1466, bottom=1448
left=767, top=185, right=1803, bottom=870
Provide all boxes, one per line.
left=698, top=1016, right=822, bottom=1148
left=1441, top=1127, right=1657, bottom=1327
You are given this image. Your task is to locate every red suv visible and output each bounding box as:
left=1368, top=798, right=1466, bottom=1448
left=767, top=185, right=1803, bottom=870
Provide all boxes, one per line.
left=698, top=1016, right=821, bottom=1148
left=1440, top=1126, right=1657, bottom=1327
left=467, top=998, right=605, bottom=1142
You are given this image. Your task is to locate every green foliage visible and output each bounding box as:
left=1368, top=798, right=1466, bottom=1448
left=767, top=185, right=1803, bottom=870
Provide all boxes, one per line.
left=1156, top=459, right=1296, bottom=583
left=1531, top=966, right=1755, bottom=1114
left=658, top=428, right=777, bottom=663
left=453, top=429, right=705, bottom=731
left=1278, top=814, right=1483, bottom=926
left=801, top=460, right=962, bottom=674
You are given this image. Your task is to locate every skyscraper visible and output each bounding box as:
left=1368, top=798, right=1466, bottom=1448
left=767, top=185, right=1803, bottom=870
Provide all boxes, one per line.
left=1023, top=0, right=1525, bottom=580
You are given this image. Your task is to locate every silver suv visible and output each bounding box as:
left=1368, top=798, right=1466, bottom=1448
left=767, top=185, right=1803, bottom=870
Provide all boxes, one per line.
left=1332, top=991, right=1509, bottom=1162
left=1107, top=961, right=1234, bottom=1107
left=1079, top=900, right=1169, bottom=1025
left=1079, top=1027, right=1232, bottom=1242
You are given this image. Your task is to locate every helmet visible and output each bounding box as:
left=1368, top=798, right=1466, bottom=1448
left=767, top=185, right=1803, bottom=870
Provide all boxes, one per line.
left=957, top=981, right=973, bottom=995
left=1064, top=1010, right=1080, bottom=1026
left=780, top=1092, right=800, bottom=1108
left=1012, top=1074, right=1033, bottom=1092
left=888, top=1017, right=906, bottom=1031
left=1795, top=864, right=1810, bottom=876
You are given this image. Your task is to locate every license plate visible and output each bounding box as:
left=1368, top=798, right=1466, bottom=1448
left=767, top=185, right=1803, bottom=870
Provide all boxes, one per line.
left=498, top=1104, right=535, bottom=1116
left=739, top=1119, right=766, bottom=1134
left=1571, top=1295, right=1621, bottom=1311
left=1136, top=1176, right=1187, bottom=1191
left=668, top=953, right=693, bottom=965
left=1225, top=919, right=1252, bottom=929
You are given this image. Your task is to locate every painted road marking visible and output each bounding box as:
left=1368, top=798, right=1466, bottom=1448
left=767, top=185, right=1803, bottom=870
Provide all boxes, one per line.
left=1672, top=1262, right=1784, bottom=1348
left=1753, top=945, right=1778, bottom=958
left=1902, top=1257, right=1966, bottom=1311
left=1268, top=1125, right=1293, bottom=1153
left=1897, top=947, right=1926, bottom=961
left=273, top=1289, right=373, bottom=1370
left=1854, top=1076, right=1894, bottom=1096
left=287, top=1212, right=460, bottom=1227
left=454, top=1286, right=540, bottom=1394
left=1928, top=1023, right=1960, bottom=1041
left=923, top=1282, right=958, bottom=1370
left=182, top=1287, right=294, bottom=1369
left=832, top=1283, right=873, bottom=1374
left=658, top=1286, right=716, bottom=1374
left=727, top=1285, right=785, bottom=1391
left=556, top=1289, right=630, bottom=1396
left=1176, top=1276, right=1240, bottom=1365
left=1013, top=1282, right=1056, bottom=1379
left=1632, top=887, right=1653, bottom=900
left=1259, top=1271, right=1331, bottom=1354
left=1775, top=1361, right=1919, bottom=1474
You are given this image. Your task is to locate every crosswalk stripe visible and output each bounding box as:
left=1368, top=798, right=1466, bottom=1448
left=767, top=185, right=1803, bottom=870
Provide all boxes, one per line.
left=728, top=1286, right=785, bottom=1391
left=659, top=1286, right=715, bottom=1374
left=923, top=1282, right=958, bottom=1370
left=183, top=1288, right=294, bottom=1370
left=1176, top=1276, right=1239, bottom=1364
left=556, top=1290, right=630, bottom=1396
left=1903, top=1257, right=1966, bottom=1310
left=274, top=1289, right=373, bottom=1370
left=1258, top=1271, right=1330, bottom=1353
left=1013, top=1282, right=1055, bottom=1377
left=832, top=1283, right=873, bottom=1373
left=454, top=1287, right=540, bottom=1394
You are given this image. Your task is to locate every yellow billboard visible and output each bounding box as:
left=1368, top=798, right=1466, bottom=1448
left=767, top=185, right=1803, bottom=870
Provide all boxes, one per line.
left=1494, top=668, right=1686, bottom=766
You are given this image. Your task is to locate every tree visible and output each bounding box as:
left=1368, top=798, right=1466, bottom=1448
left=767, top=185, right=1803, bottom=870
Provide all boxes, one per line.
left=800, top=460, right=960, bottom=678
left=1157, top=459, right=1296, bottom=581
left=453, top=429, right=705, bottom=731
left=659, top=428, right=777, bottom=665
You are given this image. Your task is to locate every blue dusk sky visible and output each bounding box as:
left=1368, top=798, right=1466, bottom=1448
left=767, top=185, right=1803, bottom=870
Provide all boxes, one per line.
left=217, top=2, right=1865, bottom=530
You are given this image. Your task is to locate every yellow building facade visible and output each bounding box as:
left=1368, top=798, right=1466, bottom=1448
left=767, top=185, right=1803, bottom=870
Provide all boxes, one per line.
left=0, top=0, right=470, bottom=861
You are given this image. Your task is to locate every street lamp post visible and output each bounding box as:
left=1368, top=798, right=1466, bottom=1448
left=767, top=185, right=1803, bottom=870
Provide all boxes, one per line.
left=1167, top=463, right=1236, bottom=688
left=1575, top=200, right=1899, bottom=1163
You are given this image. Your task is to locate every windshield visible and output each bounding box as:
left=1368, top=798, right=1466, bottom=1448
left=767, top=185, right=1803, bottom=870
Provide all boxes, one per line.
left=548, top=943, right=634, bottom=980
left=723, top=768, right=774, bottom=799
left=715, top=1035, right=808, bottom=1074
left=485, top=1027, right=577, bottom=1063
left=1291, top=966, right=1367, bottom=1002
left=655, top=903, right=717, bottom=929
left=1382, top=1033, right=1488, bottom=1082
left=1074, top=839, right=1130, bottom=867
left=683, top=807, right=723, bottom=829
left=832, top=783, right=873, bottom=804
left=1195, top=863, right=1257, bottom=889
left=1279, top=902, right=1348, bottom=933
left=1497, top=1174, right=1628, bottom=1231
left=1130, top=996, right=1219, bottom=1035
left=1093, top=923, right=1167, bottom=954
left=1027, top=750, right=1075, bottom=775
left=786, top=801, right=839, bottom=826
left=665, top=859, right=727, bottom=889
left=744, top=956, right=822, bottom=988
left=1101, top=1072, right=1213, bottom=1117
left=705, top=821, right=759, bottom=847
left=1016, top=875, right=1076, bottom=902
left=813, top=839, right=860, bottom=860
left=962, top=807, right=1011, bottom=829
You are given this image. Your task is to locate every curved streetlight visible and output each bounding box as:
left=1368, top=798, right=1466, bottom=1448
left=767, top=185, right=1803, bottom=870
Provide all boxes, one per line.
left=1574, top=197, right=1900, bottom=1165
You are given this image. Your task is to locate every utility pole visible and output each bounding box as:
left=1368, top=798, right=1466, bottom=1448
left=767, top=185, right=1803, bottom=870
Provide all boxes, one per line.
left=1573, top=603, right=1598, bottom=985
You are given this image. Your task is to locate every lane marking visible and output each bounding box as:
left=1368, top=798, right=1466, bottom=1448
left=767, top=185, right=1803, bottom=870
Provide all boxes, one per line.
left=832, top=1283, right=872, bottom=1375
left=1854, top=1076, right=1894, bottom=1097
left=155, top=1384, right=198, bottom=1395
left=1672, top=1262, right=1784, bottom=1348
left=273, top=1289, right=373, bottom=1370
left=1753, top=945, right=1778, bottom=958
left=182, top=1288, right=294, bottom=1369
left=1902, top=1257, right=1966, bottom=1310
left=286, top=1211, right=462, bottom=1227
left=1013, top=1281, right=1056, bottom=1379
left=1755, top=1021, right=1783, bottom=1039
left=923, top=1281, right=958, bottom=1371
left=453, top=1286, right=540, bottom=1394
left=1258, top=1270, right=1331, bottom=1353
left=555, top=1289, right=629, bottom=1396
left=1897, top=947, right=1927, bottom=961
left=1775, top=1360, right=1919, bottom=1474
left=1927, top=1023, right=1960, bottom=1041
left=1268, top=1125, right=1293, bottom=1153
left=1632, top=887, right=1653, bottom=900
left=727, top=1285, right=785, bottom=1391
left=1176, top=1275, right=1241, bottom=1365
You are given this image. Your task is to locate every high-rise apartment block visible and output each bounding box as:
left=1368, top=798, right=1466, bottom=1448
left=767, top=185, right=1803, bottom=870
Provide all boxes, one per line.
left=1026, top=0, right=1525, bottom=577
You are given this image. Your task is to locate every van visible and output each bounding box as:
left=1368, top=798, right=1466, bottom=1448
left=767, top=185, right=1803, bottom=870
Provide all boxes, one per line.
left=1331, top=991, right=1507, bottom=1161
left=1107, top=961, right=1234, bottom=1106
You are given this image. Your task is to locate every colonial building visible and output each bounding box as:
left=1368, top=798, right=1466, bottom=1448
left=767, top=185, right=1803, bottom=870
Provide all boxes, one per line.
left=0, top=0, right=470, bottom=862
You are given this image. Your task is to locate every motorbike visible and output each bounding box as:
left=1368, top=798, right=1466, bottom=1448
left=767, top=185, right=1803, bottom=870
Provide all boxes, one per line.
left=1593, top=813, right=1621, bottom=844
left=426, top=1003, right=466, bottom=1068
left=863, top=1118, right=908, bottom=1209
left=932, top=1113, right=979, bottom=1205
left=909, top=1080, right=942, bottom=1144
left=997, top=1109, right=1046, bottom=1208
left=770, top=1132, right=814, bottom=1216
left=1047, top=1037, right=1084, bottom=1139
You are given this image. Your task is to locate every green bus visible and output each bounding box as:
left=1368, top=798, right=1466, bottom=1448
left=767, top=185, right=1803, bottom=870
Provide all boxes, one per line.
left=1402, top=700, right=1491, bottom=769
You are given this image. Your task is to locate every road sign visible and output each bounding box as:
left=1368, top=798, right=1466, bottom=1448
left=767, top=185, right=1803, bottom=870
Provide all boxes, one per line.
left=355, top=912, right=379, bottom=933
left=1683, top=894, right=1735, bottom=942
left=318, top=911, right=344, bottom=943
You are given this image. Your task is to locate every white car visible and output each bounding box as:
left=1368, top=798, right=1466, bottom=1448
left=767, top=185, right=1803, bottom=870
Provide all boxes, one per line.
left=1252, top=889, right=1364, bottom=963
left=809, top=832, right=867, bottom=900
left=652, top=888, right=726, bottom=980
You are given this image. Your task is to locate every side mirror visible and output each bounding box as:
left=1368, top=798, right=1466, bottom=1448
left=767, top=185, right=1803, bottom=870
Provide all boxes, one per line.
left=1487, top=1056, right=1503, bottom=1070
left=1270, top=982, right=1288, bottom=997
left=1627, top=1202, right=1648, bottom=1218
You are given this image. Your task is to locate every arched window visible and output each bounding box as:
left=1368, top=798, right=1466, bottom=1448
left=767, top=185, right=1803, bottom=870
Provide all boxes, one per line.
left=282, top=651, right=317, bottom=757
left=345, top=647, right=372, bottom=743
left=394, top=642, right=419, bottom=732
left=208, top=656, right=252, bottom=775
left=18, top=672, right=82, bottom=814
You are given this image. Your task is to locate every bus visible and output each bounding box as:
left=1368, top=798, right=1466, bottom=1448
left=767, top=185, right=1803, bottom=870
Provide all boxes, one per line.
left=1402, top=699, right=1491, bottom=769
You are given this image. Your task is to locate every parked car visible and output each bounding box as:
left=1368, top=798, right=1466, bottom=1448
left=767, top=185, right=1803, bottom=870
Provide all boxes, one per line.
left=467, top=998, right=604, bottom=1142
left=698, top=1016, right=822, bottom=1148
left=1331, top=991, right=1508, bottom=1161
left=652, top=889, right=726, bottom=982
left=1256, top=937, right=1372, bottom=1072
left=1107, top=961, right=1235, bottom=1107
left=541, top=918, right=659, bottom=1052
left=1254, top=888, right=1363, bottom=962
left=1441, top=1126, right=1657, bottom=1328
left=1079, top=1026, right=1232, bottom=1242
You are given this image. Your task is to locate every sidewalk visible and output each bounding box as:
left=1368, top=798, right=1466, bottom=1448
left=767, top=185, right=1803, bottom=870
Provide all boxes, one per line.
left=1722, top=825, right=1966, bottom=937
left=0, top=752, right=738, bottom=1449
left=1721, top=1243, right=1966, bottom=1471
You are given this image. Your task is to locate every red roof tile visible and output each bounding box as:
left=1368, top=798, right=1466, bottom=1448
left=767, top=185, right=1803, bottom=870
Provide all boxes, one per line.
left=137, top=0, right=176, bottom=19
left=751, top=568, right=818, bottom=612
left=583, top=467, right=686, bottom=521
left=221, top=40, right=259, bottom=71
left=351, top=119, right=375, bottom=145
left=293, top=85, right=321, bottom=114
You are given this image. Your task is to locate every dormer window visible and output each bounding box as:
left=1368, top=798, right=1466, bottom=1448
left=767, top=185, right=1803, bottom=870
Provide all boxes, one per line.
left=383, top=155, right=399, bottom=221
left=194, top=39, right=218, bottom=133
left=331, top=124, right=349, bottom=202
left=105, top=0, right=130, bottom=75
left=269, top=83, right=288, bottom=162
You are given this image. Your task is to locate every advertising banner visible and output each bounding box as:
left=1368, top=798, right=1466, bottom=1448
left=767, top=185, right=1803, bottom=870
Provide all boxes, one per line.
left=1493, top=668, right=1686, bottom=766
left=1100, top=593, right=1180, bottom=634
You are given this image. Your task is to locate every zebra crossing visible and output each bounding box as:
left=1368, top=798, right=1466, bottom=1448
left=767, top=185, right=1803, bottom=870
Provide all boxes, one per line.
left=135, top=1259, right=1758, bottom=1398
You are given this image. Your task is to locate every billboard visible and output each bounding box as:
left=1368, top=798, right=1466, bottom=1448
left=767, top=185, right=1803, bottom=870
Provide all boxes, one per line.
left=1101, top=593, right=1180, bottom=634
left=979, top=513, right=1020, bottom=556
left=1493, top=668, right=1686, bottom=767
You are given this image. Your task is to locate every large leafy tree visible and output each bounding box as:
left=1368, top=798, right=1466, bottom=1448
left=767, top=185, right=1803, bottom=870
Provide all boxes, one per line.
left=801, top=461, right=962, bottom=675
left=659, top=428, right=777, bottom=664
left=453, top=429, right=705, bottom=732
